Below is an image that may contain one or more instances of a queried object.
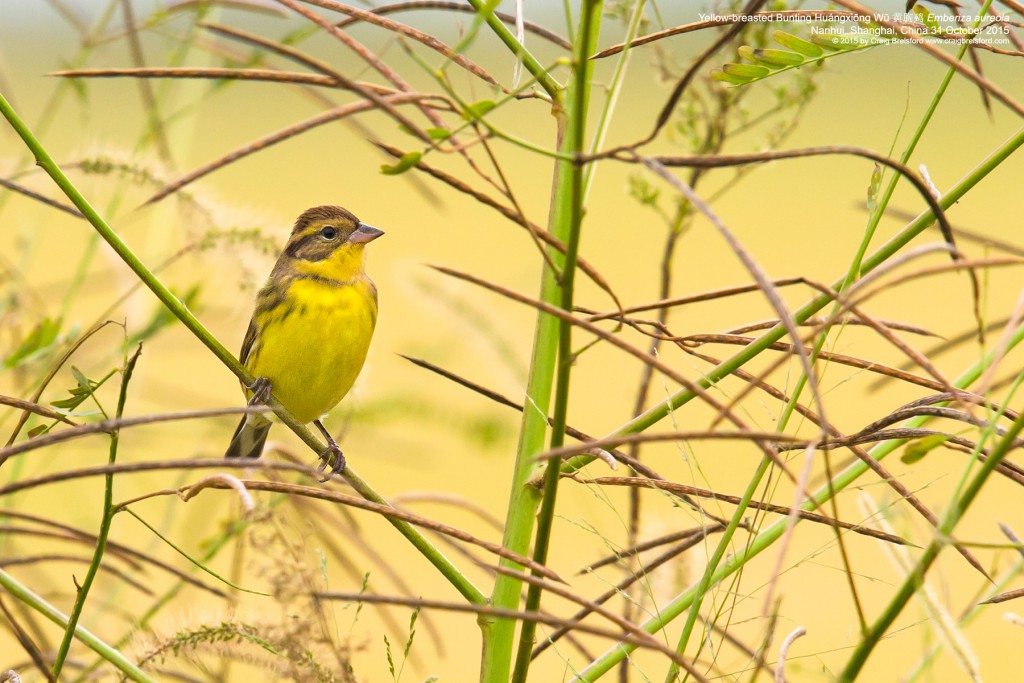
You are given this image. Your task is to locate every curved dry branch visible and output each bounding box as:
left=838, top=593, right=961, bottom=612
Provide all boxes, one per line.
left=430, top=264, right=796, bottom=477
left=314, top=591, right=710, bottom=681
left=613, top=147, right=958, bottom=253
left=570, top=475, right=910, bottom=545
left=137, top=478, right=565, bottom=583
left=592, top=10, right=861, bottom=59
left=0, top=178, right=83, bottom=218
left=374, top=142, right=624, bottom=313
left=300, top=0, right=500, bottom=87
left=0, top=396, right=75, bottom=426
left=144, top=93, right=445, bottom=205
left=334, top=1, right=572, bottom=50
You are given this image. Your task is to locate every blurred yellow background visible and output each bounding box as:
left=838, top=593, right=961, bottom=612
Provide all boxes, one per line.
left=2, top=1, right=1024, bottom=681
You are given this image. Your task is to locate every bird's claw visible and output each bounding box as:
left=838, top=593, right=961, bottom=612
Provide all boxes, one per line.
left=316, top=443, right=346, bottom=481
left=247, top=377, right=272, bottom=405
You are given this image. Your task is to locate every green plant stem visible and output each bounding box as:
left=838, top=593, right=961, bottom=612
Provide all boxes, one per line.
left=52, top=347, right=140, bottom=677
left=573, top=318, right=1024, bottom=681
left=0, top=90, right=484, bottom=607
left=850, top=0, right=991, bottom=288
left=840, top=371, right=1024, bottom=681
left=509, top=3, right=602, bottom=682
left=666, top=456, right=771, bottom=682
left=464, top=0, right=563, bottom=99
left=665, top=20, right=993, bottom=669
left=562, top=122, right=1024, bottom=476
left=0, top=568, right=154, bottom=682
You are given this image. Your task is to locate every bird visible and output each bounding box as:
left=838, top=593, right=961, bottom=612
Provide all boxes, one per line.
left=224, top=205, right=383, bottom=473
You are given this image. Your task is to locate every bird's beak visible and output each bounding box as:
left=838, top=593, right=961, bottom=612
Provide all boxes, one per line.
left=350, top=223, right=384, bottom=244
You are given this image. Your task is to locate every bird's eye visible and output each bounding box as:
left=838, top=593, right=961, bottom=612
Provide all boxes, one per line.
left=320, top=226, right=338, bottom=240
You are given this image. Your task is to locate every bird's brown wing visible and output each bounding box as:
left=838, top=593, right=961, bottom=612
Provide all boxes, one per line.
left=239, top=316, right=258, bottom=366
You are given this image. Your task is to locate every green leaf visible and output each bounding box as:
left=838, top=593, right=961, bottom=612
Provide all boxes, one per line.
left=810, top=32, right=852, bottom=51
left=710, top=68, right=752, bottom=85
left=901, top=434, right=948, bottom=464
left=27, top=424, right=49, bottom=438
left=722, top=63, right=771, bottom=79
left=627, top=173, right=660, bottom=206
left=384, top=634, right=396, bottom=679
left=461, top=99, right=496, bottom=121
left=867, top=162, right=883, bottom=212
left=50, top=366, right=106, bottom=412
left=404, top=608, right=420, bottom=658
left=3, top=317, right=62, bottom=369
left=738, top=46, right=805, bottom=67
left=380, top=152, right=422, bottom=176
left=914, top=6, right=940, bottom=33
left=773, top=30, right=824, bottom=58
left=70, top=366, right=90, bottom=390
left=425, top=127, right=451, bottom=141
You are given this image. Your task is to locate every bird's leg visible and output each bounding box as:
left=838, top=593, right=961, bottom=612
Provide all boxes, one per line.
left=313, top=419, right=346, bottom=475
left=247, top=377, right=272, bottom=405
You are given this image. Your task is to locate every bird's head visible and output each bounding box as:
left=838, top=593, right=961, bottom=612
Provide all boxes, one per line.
left=282, top=205, right=384, bottom=280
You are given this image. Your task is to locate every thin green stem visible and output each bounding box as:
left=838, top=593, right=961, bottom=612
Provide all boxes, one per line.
left=582, top=0, right=646, bottom=203
left=850, top=0, right=991, bottom=288
left=562, top=122, right=1024, bottom=475
left=667, top=457, right=771, bottom=682
left=0, top=90, right=484, bottom=607
left=664, top=20, right=995, bottom=668
left=0, top=568, right=154, bottom=682
left=509, top=3, right=602, bottom=682
left=52, top=347, right=140, bottom=677
left=464, top=0, right=563, bottom=98
left=840, top=370, right=1024, bottom=681
left=572, top=319, right=1024, bottom=681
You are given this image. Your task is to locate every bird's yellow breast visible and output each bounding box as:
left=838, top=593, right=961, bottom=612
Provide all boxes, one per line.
left=246, top=276, right=377, bottom=423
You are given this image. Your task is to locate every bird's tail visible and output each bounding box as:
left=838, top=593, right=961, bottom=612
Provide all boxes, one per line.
left=225, top=415, right=272, bottom=459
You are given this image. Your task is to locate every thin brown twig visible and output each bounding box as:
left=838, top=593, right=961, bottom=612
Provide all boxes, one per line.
left=642, top=0, right=769, bottom=146
left=276, top=0, right=448, bottom=136
left=722, top=316, right=939, bottom=338
left=683, top=348, right=994, bottom=582
left=583, top=277, right=807, bottom=321
left=0, top=520, right=227, bottom=598
left=121, top=0, right=174, bottom=164
left=0, top=396, right=75, bottom=426
left=1, top=554, right=153, bottom=595
left=131, top=478, right=565, bottom=583
left=833, top=0, right=1024, bottom=117
left=641, top=157, right=832, bottom=442
left=199, top=20, right=363, bottom=82
left=333, top=1, right=572, bottom=50
left=4, top=321, right=121, bottom=450
left=0, top=595, right=54, bottom=683
left=396, top=354, right=730, bottom=523
left=618, top=148, right=958, bottom=254
left=374, top=142, right=625, bottom=313
left=0, top=178, right=84, bottom=218
left=485, top=564, right=711, bottom=681
left=429, top=264, right=795, bottom=477
left=300, top=0, right=500, bottom=87
left=314, top=591, right=709, bottom=679
left=144, top=93, right=445, bottom=205
left=578, top=527, right=707, bottom=574
left=531, top=527, right=722, bottom=659
left=284, top=493, right=446, bottom=656
left=592, top=10, right=866, bottom=59
left=570, top=476, right=910, bottom=546
left=536, top=430, right=805, bottom=461
left=52, top=66, right=342, bottom=87
left=0, top=407, right=264, bottom=466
